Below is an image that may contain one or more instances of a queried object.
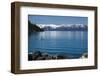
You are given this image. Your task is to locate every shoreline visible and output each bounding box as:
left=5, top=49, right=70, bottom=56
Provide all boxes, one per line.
left=28, top=51, right=87, bottom=61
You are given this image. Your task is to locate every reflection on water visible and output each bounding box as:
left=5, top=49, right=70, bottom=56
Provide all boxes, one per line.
left=28, top=31, right=88, bottom=57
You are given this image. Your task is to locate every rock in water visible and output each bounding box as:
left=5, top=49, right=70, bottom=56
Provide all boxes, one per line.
left=42, top=53, right=49, bottom=57
left=37, top=56, right=46, bottom=60
left=28, top=54, right=33, bottom=61
left=56, top=55, right=66, bottom=59
left=32, top=51, right=42, bottom=60
left=81, top=52, right=88, bottom=58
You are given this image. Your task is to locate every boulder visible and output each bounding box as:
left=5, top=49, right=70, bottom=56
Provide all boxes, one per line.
left=28, top=54, right=33, bottom=61
left=45, top=55, right=53, bottom=60
left=81, top=52, right=88, bottom=58
left=56, top=55, right=66, bottom=59
left=42, top=53, right=49, bottom=57
left=28, top=51, right=71, bottom=60
left=32, top=51, right=42, bottom=60
left=36, top=56, right=46, bottom=60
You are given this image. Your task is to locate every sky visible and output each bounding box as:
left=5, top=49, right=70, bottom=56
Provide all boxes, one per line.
left=28, top=15, right=88, bottom=25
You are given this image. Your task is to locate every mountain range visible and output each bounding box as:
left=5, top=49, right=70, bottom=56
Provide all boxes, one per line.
left=37, top=24, right=88, bottom=31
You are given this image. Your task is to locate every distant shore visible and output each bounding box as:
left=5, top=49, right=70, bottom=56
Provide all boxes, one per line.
left=28, top=51, right=87, bottom=61
left=28, top=21, right=88, bottom=36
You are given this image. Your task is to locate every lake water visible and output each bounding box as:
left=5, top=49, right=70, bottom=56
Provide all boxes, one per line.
left=28, top=31, right=88, bottom=58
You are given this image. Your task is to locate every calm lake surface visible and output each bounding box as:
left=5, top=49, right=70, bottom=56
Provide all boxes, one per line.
left=28, top=31, right=88, bottom=58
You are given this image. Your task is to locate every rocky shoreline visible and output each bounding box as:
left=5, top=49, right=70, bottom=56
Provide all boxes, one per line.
left=28, top=51, right=88, bottom=61
left=28, top=51, right=68, bottom=61
left=80, top=52, right=88, bottom=58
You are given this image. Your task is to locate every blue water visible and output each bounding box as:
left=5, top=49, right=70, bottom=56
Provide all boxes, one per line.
left=28, top=31, right=88, bottom=58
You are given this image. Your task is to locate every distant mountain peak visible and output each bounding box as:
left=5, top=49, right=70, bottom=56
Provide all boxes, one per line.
left=37, top=24, right=87, bottom=28
left=36, top=24, right=87, bottom=31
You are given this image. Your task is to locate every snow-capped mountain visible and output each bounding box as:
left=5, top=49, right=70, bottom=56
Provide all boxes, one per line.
left=37, top=24, right=87, bottom=28
left=37, top=24, right=87, bottom=31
